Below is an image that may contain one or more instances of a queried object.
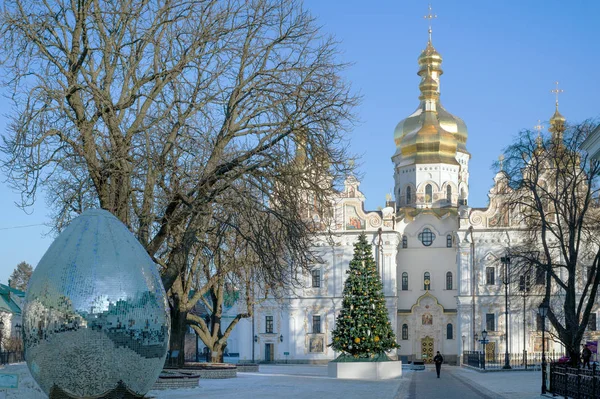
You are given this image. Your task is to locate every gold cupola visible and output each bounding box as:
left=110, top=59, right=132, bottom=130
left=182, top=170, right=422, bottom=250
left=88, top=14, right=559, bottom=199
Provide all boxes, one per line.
left=393, top=32, right=468, bottom=165
left=549, top=82, right=566, bottom=141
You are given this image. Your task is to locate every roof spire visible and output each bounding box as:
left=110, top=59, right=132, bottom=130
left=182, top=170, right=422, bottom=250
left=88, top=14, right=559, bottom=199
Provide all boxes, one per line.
left=424, top=4, right=437, bottom=43
left=549, top=81, right=566, bottom=140
left=534, top=120, right=543, bottom=148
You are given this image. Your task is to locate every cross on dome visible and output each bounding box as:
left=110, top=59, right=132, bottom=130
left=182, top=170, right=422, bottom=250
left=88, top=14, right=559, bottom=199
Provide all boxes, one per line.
left=424, top=4, right=437, bottom=42
left=551, top=81, right=564, bottom=109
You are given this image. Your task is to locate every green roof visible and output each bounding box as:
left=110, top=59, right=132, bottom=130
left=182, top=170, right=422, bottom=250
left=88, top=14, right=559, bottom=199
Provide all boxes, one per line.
left=0, top=284, right=23, bottom=315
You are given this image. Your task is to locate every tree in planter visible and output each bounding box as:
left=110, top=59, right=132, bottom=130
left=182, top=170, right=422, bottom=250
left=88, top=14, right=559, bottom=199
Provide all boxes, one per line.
left=331, top=233, right=398, bottom=360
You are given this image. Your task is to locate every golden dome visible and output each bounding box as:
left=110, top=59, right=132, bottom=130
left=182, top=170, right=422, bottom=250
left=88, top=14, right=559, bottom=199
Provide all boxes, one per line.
left=394, top=40, right=469, bottom=162
left=549, top=103, right=566, bottom=140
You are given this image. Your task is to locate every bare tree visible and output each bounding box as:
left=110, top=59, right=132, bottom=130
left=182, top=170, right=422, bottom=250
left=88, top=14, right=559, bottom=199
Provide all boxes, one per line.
left=499, top=119, right=600, bottom=365
left=0, top=0, right=357, bottom=365
left=9, top=261, right=33, bottom=291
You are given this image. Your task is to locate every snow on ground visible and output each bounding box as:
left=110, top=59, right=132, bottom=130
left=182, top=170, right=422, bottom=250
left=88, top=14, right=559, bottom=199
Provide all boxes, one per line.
left=1, top=363, right=407, bottom=399
left=147, top=365, right=406, bottom=399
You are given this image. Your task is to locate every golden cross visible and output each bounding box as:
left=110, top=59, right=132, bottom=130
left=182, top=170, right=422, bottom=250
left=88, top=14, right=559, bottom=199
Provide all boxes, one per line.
left=424, top=4, right=437, bottom=42
left=551, top=81, right=564, bottom=107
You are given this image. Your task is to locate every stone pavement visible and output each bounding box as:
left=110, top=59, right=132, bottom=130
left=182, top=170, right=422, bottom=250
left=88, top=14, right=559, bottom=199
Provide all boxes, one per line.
left=398, top=365, right=544, bottom=399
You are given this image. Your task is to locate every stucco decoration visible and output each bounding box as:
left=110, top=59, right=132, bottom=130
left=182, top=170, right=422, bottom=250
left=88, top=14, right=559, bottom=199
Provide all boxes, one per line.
left=23, top=209, right=170, bottom=398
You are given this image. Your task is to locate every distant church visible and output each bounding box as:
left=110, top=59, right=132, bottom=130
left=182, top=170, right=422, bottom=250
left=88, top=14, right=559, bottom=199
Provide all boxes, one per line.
left=222, top=16, right=598, bottom=365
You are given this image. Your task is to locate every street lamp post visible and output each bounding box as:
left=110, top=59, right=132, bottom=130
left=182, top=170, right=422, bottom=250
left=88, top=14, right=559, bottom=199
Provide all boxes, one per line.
left=501, top=256, right=512, bottom=369
left=520, top=274, right=530, bottom=369
left=481, top=330, right=488, bottom=370
left=538, top=301, right=549, bottom=394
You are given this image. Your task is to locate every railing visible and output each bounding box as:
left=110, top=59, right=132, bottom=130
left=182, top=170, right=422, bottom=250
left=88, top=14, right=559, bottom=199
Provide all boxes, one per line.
left=462, top=351, right=562, bottom=370
left=463, top=351, right=484, bottom=368
left=550, top=363, right=600, bottom=398
left=0, top=351, right=24, bottom=364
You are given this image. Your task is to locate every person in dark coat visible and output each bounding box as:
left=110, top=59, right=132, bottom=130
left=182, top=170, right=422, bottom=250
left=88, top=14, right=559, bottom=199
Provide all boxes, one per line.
left=433, top=351, right=444, bottom=378
left=582, top=345, right=592, bottom=369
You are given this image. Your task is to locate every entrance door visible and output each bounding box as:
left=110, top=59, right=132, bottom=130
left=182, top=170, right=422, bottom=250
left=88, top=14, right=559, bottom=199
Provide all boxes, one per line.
left=485, top=342, right=496, bottom=363
left=265, top=343, right=274, bottom=362
left=421, top=336, right=434, bottom=363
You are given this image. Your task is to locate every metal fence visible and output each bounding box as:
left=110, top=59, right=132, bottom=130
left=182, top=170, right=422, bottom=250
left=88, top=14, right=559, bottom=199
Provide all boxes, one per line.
left=462, top=351, right=562, bottom=370
left=550, top=363, right=600, bottom=399
left=0, top=351, right=24, bottom=364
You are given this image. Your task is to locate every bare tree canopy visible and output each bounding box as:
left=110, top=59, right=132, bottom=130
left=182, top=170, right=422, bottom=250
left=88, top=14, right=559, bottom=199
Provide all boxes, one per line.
left=9, top=261, right=33, bottom=291
left=0, top=0, right=357, bottom=284
left=0, top=0, right=358, bottom=365
left=499, top=119, right=600, bottom=364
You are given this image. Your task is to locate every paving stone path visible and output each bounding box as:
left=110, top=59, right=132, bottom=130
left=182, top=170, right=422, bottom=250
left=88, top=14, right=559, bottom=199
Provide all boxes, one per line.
left=402, top=367, right=503, bottom=399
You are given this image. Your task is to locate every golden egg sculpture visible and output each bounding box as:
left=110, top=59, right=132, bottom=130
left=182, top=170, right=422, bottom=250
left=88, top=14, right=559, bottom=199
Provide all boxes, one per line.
left=23, top=209, right=170, bottom=398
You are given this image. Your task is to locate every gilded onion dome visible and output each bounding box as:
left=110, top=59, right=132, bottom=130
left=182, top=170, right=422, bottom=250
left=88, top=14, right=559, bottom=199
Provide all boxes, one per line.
left=394, top=39, right=469, bottom=164
left=549, top=103, right=566, bottom=140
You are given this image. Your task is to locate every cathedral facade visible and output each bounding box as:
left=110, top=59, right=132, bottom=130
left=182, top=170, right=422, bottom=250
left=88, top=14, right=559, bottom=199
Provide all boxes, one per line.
left=227, top=29, right=598, bottom=365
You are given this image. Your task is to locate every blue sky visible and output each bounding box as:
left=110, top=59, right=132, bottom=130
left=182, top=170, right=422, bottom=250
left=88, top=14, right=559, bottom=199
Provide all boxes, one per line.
left=1, top=0, right=599, bottom=284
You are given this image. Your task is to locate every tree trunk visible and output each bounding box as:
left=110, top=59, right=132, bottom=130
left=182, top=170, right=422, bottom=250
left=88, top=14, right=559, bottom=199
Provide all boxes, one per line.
left=568, top=347, right=581, bottom=367
left=169, top=297, right=188, bottom=368
left=210, top=342, right=225, bottom=363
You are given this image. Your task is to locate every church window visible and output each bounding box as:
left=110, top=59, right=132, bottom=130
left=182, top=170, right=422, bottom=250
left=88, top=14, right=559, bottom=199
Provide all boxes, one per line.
left=266, top=316, right=274, bottom=333
left=486, top=313, right=495, bottom=331
left=535, top=265, right=545, bottom=285
left=425, top=184, right=432, bottom=203
left=402, top=272, right=408, bottom=290
left=536, top=313, right=544, bottom=331
left=406, top=186, right=412, bottom=204
left=589, top=313, right=597, bottom=331
left=486, top=267, right=495, bottom=285
left=447, top=323, right=453, bottom=339
left=446, top=272, right=453, bottom=290
left=311, top=269, right=321, bottom=288
left=519, top=274, right=531, bottom=292
left=418, top=228, right=436, bottom=246
left=312, top=315, right=322, bottom=333
left=423, top=272, right=431, bottom=290
left=446, top=234, right=452, bottom=247
left=459, top=187, right=467, bottom=206
left=446, top=185, right=452, bottom=203
left=402, top=324, right=408, bottom=340
left=402, top=235, right=407, bottom=248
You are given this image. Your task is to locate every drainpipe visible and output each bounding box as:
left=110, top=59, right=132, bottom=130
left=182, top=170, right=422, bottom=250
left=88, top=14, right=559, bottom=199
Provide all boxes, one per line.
left=469, top=226, right=476, bottom=351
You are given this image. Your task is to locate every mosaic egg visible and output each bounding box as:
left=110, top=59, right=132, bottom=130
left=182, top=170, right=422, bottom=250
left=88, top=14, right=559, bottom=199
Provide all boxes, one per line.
left=23, top=209, right=170, bottom=397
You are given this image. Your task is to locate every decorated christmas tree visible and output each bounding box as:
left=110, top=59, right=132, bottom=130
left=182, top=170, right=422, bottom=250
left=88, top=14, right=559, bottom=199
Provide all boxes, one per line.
left=331, top=232, right=399, bottom=361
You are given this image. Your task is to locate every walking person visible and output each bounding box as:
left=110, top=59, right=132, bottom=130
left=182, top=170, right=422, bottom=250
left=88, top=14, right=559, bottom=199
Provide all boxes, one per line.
left=582, top=344, right=592, bottom=369
left=433, top=351, right=444, bottom=378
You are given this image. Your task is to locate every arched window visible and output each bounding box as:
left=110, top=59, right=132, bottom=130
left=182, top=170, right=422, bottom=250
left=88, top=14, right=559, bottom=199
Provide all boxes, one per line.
left=459, top=187, right=467, bottom=206
left=402, top=272, right=408, bottom=290
left=446, top=185, right=452, bottom=203
left=425, top=184, right=433, bottom=203
left=447, top=323, right=453, bottom=339
left=424, top=272, right=431, bottom=290
left=402, top=235, right=407, bottom=248
left=406, top=186, right=412, bottom=204
left=446, top=234, right=452, bottom=247
left=402, top=324, right=408, bottom=340
left=446, top=271, right=453, bottom=290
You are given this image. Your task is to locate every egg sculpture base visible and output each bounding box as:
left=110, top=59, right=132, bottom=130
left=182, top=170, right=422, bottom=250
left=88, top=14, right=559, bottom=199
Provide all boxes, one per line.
left=23, top=209, right=171, bottom=398
left=49, top=380, right=142, bottom=399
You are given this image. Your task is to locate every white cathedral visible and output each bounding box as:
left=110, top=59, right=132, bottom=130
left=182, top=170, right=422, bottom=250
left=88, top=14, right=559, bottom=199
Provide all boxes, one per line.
left=220, top=28, right=599, bottom=365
